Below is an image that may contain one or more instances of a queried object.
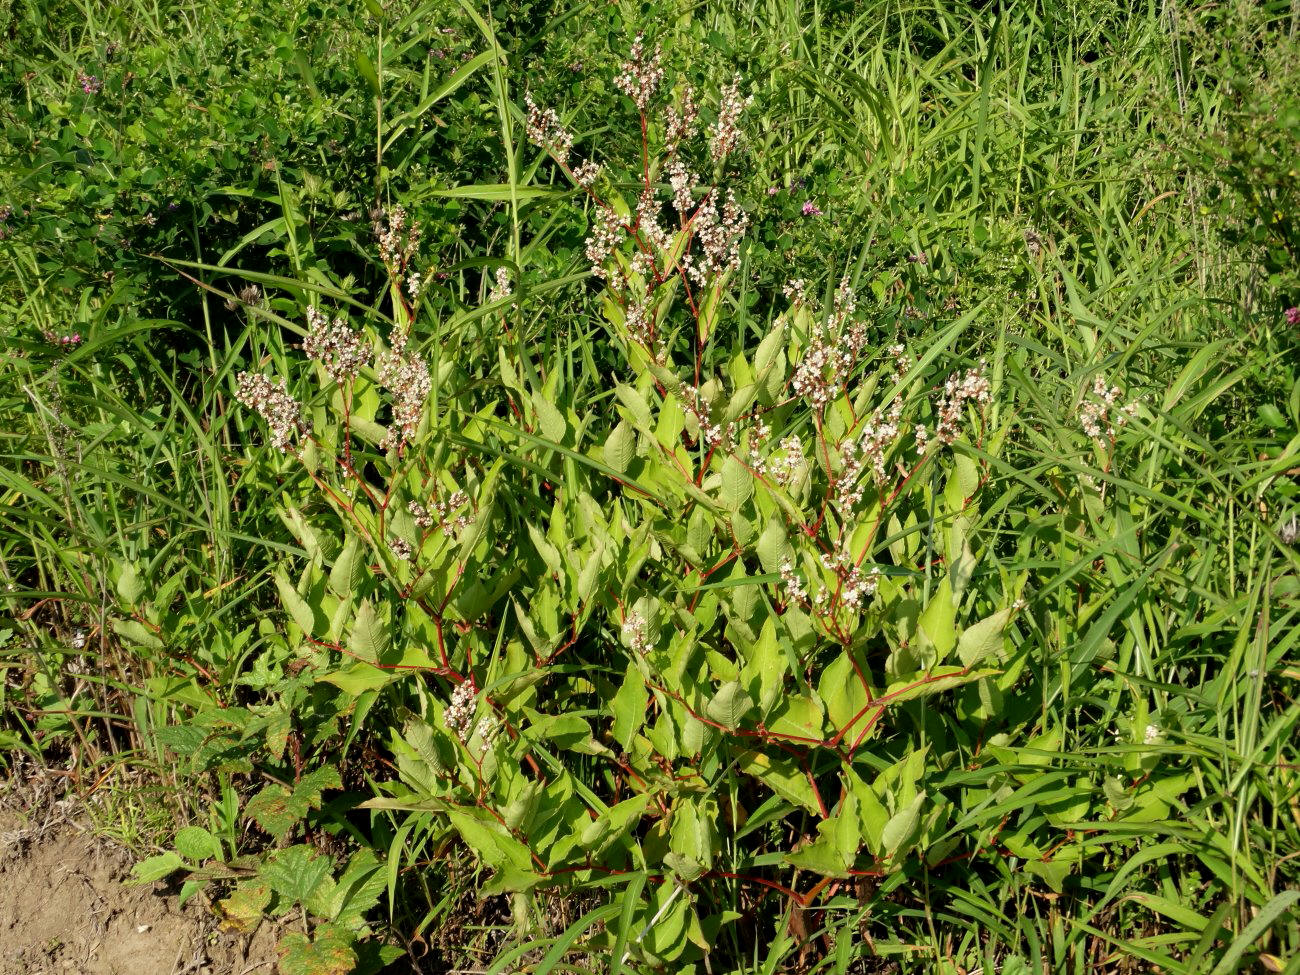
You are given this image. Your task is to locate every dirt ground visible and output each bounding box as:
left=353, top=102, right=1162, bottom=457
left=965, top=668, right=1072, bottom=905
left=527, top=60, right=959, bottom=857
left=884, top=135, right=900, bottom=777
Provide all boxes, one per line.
left=0, top=797, right=281, bottom=975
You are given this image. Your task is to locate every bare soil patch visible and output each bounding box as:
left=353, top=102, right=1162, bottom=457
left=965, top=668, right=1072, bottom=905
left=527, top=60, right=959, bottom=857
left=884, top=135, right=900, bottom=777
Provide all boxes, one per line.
left=0, top=799, right=279, bottom=975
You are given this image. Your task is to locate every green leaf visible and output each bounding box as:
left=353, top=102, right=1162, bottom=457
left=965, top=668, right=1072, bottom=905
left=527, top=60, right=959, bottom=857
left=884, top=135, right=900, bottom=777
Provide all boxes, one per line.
left=444, top=808, right=540, bottom=892
left=532, top=392, right=567, bottom=443
left=262, top=845, right=333, bottom=905
left=130, top=852, right=184, bottom=884
left=275, top=569, right=316, bottom=634
left=957, top=608, right=1012, bottom=667
left=354, top=53, right=379, bottom=96
left=756, top=517, right=791, bottom=573
left=329, top=534, right=365, bottom=599
left=245, top=767, right=341, bottom=840
left=576, top=540, right=605, bottom=605
left=754, top=323, right=786, bottom=378
left=611, top=664, right=648, bottom=750
left=720, top=455, right=753, bottom=510
left=113, top=617, right=163, bottom=651
left=737, top=750, right=820, bottom=813
left=705, top=681, right=754, bottom=729
left=918, top=577, right=957, bottom=658
left=324, top=849, right=387, bottom=928
left=348, top=600, right=388, bottom=662
left=174, top=825, right=222, bottom=862
left=318, top=661, right=395, bottom=695
left=604, top=420, right=636, bottom=474
left=819, top=651, right=868, bottom=735
left=116, top=562, right=143, bottom=605
left=614, top=383, right=654, bottom=429
left=244, top=785, right=300, bottom=839
left=881, top=794, right=924, bottom=858
left=1258, top=403, right=1286, bottom=428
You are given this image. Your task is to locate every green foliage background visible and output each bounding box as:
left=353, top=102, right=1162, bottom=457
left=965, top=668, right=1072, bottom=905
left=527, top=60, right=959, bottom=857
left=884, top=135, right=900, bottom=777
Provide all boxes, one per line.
left=2, top=0, right=1300, bottom=972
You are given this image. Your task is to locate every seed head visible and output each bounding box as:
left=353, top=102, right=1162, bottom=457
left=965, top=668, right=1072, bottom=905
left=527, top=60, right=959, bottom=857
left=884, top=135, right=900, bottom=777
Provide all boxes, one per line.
left=1282, top=517, right=1299, bottom=545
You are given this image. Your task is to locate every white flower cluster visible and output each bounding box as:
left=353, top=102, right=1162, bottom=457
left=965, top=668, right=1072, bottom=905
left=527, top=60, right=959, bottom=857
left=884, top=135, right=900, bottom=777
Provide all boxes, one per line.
left=573, top=160, right=602, bottom=188
left=839, top=399, right=906, bottom=506
left=487, top=266, right=512, bottom=305
left=614, top=33, right=664, bottom=112
left=709, top=76, right=753, bottom=161
left=1280, top=516, right=1298, bottom=545
left=665, top=85, right=698, bottom=147
left=408, top=485, right=472, bottom=538
left=235, top=372, right=309, bottom=452
left=779, top=556, right=807, bottom=603
left=679, top=383, right=731, bottom=449
left=376, top=330, right=431, bottom=451
left=224, top=284, right=264, bottom=311
left=682, top=188, right=748, bottom=285
left=667, top=159, right=696, bottom=216
left=375, top=205, right=421, bottom=280
left=585, top=208, right=624, bottom=282
left=624, top=296, right=657, bottom=355
left=817, top=548, right=880, bottom=610
left=934, top=363, right=991, bottom=446
left=1080, top=374, right=1138, bottom=441
left=303, top=306, right=370, bottom=385
left=747, top=423, right=804, bottom=487
left=524, top=94, right=574, bottom=161
left=783, top=279, right=808, bottom=305
left=621, top=611, right=652, bottom=654
left=444, top=681, right=476, bottom=743
left=636, top=188, right=674, bottom=253
left=473, top=715, right=497, bottom=746
left=791, top=277, right=870, bottom=411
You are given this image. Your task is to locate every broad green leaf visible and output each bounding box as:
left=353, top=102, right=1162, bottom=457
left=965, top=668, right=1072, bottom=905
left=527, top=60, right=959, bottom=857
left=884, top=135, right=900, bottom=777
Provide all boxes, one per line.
left=737, top=750, right=820, bottom=813
left=918, top=577, right=957, bottom=658
left=881, top=794, right=925, bottom=858
left=130, top=852, right=184, bottom=884
left=329, top=534, right=365, bottom=599
left=756, top=517, right=791, bottom=573
left=610, top=663, right=648, bottom=750
left=262, top=844, right=333, bottom=905
left=348, top=600, right=388, bottom=662
left=957, top=608, right=1012, bottom=668
left=275, top=569, right=315, bottom=634
left=113, top=617, right=163, bottom=651
left=174, top=825, right=222, bottom=862
left=705, top=681, right=754, bottom=729
left=604, top=420, right=636, bottom=474
left=720, top=455, right=753, bottom=510
left=532, top=392, right=567, bottom=443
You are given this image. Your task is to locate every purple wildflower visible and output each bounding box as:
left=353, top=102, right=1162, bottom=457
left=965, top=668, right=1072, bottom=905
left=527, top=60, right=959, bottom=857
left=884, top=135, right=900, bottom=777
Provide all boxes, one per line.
left=801, top=200, right=822, bottom=217
left=1285, top=307, right=1300, bottom=327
